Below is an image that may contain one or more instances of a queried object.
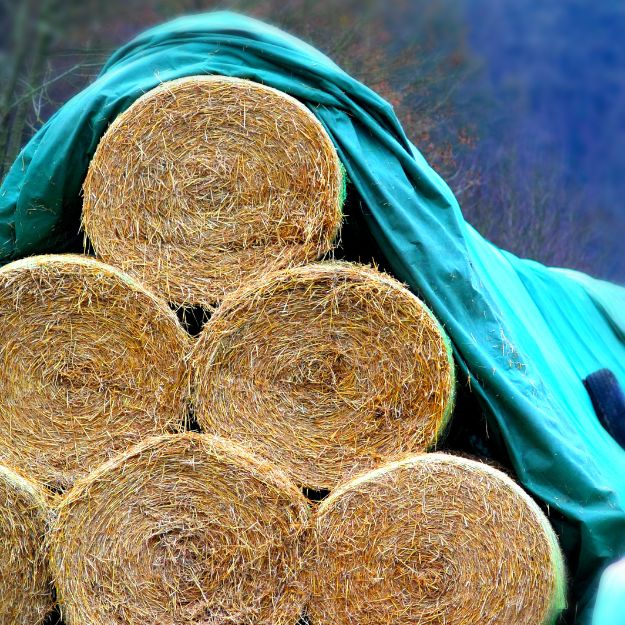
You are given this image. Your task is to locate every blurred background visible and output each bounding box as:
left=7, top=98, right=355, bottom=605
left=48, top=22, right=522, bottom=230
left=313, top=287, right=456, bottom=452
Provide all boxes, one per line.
left=1, top=0, right=623, bottom=282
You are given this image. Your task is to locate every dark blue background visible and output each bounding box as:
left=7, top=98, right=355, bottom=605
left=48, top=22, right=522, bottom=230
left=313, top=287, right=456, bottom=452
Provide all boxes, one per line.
left=463, top=0, right=625, bottom=281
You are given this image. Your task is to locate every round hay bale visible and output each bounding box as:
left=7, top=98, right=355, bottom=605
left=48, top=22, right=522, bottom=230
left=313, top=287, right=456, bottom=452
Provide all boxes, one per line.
left=0, top=464, right=54, bottom=624
left=51, top=433, right=310, bottom=625
left=309, top=453, right=567, bottom=625
left=191, top=261, right=455, bottom=491
left=0, top=254, right=191, bottom=491
left=82, top=75, right=344, bottom=307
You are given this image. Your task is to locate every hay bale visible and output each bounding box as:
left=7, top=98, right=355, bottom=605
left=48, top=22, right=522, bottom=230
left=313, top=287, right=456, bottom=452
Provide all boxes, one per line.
left=0, top=254, right=191, bottom=491
left=191, top=261, right=455, bottom=490
left=0, top=464, right=54, bottom=624
left=309, top=453, right=567, bottom=625
left=82, top=75, right=344, bottom=307
left=50, top=433, right=310, bottom=625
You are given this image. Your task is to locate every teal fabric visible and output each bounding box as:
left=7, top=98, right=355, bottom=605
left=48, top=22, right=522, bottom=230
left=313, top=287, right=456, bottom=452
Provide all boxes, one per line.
left=1, top=12, right=624, bottom=622
left=592, top=559, right=625, bottom=625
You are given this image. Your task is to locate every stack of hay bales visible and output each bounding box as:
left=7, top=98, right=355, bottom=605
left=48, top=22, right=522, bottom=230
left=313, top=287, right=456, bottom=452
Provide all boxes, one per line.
left=0, top=75, right=566, bottom=624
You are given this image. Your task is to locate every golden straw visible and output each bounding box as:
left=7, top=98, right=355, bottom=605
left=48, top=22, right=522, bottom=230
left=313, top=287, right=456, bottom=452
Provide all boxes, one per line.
left=0, top=254, right=191, bottom=491
left=309, top=452, right=566, bottom=625
left=191, top=261, right=455, bottom=490
left=0, top=463, right=54, bottom=624
left=83, top=75, right=344, bottom=306
left=51, top=433, right=311, bottom=625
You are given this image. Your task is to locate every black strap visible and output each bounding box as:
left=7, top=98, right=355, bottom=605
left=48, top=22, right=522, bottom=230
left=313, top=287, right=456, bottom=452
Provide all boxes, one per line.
left=584, top=369, right=625, bottom=449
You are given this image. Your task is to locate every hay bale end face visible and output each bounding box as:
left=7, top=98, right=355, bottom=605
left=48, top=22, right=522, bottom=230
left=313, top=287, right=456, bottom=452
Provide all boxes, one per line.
left=310, top=453, right=567, bottom=625
left=83, top=75, right=344, bottom=307
left=0, top=254, right=191, bottom=491
left=0, top=464, right=54, bottom=625
left=191, top=262, right=455, bottom=490
left=51, top=433, right=311, bottom=625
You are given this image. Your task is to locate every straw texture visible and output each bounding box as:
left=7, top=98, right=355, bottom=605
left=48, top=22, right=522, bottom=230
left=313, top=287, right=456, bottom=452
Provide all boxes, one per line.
left=191, top=262, right=455, bottom=490
left=51, top=433, right=311, bottom=625
left=82, top=75, right=344, bottom=307
left=0, top=464, right=54, bottom=624
left=0, top=254, right=191, bottom=491
left=309, top=453, right=567, bottom=625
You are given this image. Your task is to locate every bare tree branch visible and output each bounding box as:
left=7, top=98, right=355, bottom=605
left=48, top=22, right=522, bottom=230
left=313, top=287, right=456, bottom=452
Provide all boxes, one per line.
left=0, top=0, right=31, bottom=180
left=8, top=62, right=101, bottom=110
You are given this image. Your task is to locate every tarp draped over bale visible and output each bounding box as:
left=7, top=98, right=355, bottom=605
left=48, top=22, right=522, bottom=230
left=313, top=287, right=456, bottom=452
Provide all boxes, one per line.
left=0, top=12, right=624, bottom=620
left=191, top=261, right=455, bottom=490
left=50, top=433, right=310, bottom=625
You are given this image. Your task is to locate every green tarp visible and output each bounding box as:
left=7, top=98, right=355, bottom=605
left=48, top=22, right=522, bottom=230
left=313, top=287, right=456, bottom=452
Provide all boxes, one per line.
left=592, top=558, right=625, bottom=625
left=1, top=12, right=624, bottom=622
